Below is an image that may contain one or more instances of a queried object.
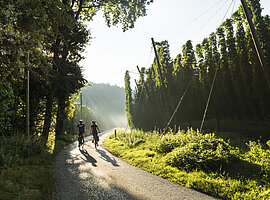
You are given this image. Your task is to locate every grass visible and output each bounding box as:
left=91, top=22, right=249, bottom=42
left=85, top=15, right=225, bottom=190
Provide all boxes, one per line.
left=104, top=129, right=270, bottom=200
left=0, top=133, right=77, bottom=200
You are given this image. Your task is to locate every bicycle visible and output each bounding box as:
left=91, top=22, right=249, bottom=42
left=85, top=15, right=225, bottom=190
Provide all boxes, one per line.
left=92, top=133, right=99, bottom=149
left=78, top=134, right=84, bottom=150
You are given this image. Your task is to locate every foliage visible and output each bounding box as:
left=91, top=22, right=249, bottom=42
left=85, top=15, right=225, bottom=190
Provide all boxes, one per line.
left=0, top=0, right=153, bottom=138
left=165, top=137, right=236, bottom=171
left=125, top=1, right=270, bottom=137
left=64, top=103, right=98, bottom=134
left=244, top=140, right=270, bottom=178
left=154, top=129, right=238, bottom=171
left=0, top=133, right=77, bottom=200
left=104, top=129, right=270, bottom=200
left=0, top=135, right=44, bottom=168
left=81, top=83, right=126, bottom=130
left=0, top=0, right=153, bottom=198
left=125, top=71, right=134, bottom=128
left=46, top=129, right=56, bottom=154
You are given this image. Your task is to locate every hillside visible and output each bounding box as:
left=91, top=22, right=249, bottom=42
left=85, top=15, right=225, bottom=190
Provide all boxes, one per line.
left=82, top=83, right=127, bottom=130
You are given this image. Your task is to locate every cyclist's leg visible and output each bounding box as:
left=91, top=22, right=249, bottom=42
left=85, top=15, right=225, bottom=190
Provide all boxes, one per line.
left=81, top=137, right=84, bottom=149
left=78, top=134, right=83, bottom=148
left=93, top=132, right=98, bottom=148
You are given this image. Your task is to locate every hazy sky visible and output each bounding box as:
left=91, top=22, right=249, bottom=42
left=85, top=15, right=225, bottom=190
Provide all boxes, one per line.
left=80, top=0, right=270, bottom=88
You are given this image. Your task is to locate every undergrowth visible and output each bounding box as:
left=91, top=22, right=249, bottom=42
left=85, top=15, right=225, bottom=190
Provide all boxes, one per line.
left=0, top=133, right=77, bottom=200
left=104, top=129, right=270, bottom=200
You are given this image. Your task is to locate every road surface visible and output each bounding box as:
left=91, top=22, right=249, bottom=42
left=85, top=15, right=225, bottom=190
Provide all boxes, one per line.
left=55, top=130, right=219, bottom=200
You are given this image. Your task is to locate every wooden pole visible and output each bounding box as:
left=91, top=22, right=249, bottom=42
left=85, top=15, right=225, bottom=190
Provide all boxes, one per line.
left=136, top=66, right=150, bottom=96
left=26, top=52, right=30, bottom=139
left=26, top=71, right=30, bottom=139
left=134, top=79, right=139, bottom=89
left=136, top=65, right=141, bottom=74
left=240, top=0, right=270, bottom=89
left=80, top=93, right=83, bottom=119
left=151, top=38, right=165, bottom=87
left=151, top=38, right=170, bottom=118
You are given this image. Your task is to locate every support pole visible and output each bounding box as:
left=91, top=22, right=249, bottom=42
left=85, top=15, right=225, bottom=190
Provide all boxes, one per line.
left=136, top=66, right=150, bottom=96
left=80, top=93, right=83, bottom=119
left=240, top=0, right=270, bottom=89
left=151, top=38, right=170, bottom=122
left=151, top=38, right=165, bottom=87
left=26, top=52, right=30, bottom=139
left=26, top=70, right=30, bottom=139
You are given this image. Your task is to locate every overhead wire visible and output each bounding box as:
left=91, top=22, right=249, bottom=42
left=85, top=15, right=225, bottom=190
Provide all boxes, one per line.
left=164, top=74, right=194, bottom=133
left=125, top=45, right=154, bottom=130
left=231, top=0, right=237, bottom=16
left=145, top=47, right=153, bottom=67
left=162, top=0, right=236, bottom=133
left=191, top=0, right=233, bottom=39
left=168, top=0, right=226, bottom=40
left=199, top=0, right=236, bottom=132
left=134, top=46, right=154, bottom=103
left=131, top=0, right=237, bottom=132
left=199, top=68, right=218, bottom=133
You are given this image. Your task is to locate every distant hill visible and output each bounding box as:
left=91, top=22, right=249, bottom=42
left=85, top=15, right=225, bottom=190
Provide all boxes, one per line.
left=81, top=83, right=127, bottom=130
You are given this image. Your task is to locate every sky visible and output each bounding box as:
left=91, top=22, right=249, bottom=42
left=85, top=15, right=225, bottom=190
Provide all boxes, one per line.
left=80, top=0, right=270, bottom=88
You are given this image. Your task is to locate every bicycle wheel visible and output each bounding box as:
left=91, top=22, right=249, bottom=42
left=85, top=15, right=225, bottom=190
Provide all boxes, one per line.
left=78, top=136, right=83, bottom=149
left=93, top=135, right=98, bottom=148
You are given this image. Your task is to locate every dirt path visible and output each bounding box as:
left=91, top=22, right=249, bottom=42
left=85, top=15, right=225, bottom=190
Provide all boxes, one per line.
left=55, top=130, right=219, bottom=200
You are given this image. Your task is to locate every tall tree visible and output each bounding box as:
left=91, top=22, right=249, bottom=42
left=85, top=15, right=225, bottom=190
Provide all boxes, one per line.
left=124, top=71, right=134, bottom=128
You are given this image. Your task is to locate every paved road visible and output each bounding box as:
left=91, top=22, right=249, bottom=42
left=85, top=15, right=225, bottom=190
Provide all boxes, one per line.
left=55, top=130, right=219, bottom=200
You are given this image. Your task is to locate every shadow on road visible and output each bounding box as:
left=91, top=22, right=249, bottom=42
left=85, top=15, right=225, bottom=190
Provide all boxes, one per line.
left=80, top=149, right=97, bottom=167
left=97, top=149, right=119, bottom=167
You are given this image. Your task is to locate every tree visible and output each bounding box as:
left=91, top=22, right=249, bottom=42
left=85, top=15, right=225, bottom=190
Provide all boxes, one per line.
left=124, top=71, right=134, bottom=128
left=223, top=19, right=241, bottom=118
left=181, top=40, right=196, bottom=125
left=50, top=0, right=154, bottom=136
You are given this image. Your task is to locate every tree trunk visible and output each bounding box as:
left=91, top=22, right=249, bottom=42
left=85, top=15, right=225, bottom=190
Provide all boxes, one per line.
left=55, top=96, right=66, bottom=136
left=42, top=94, right=53, bottom=142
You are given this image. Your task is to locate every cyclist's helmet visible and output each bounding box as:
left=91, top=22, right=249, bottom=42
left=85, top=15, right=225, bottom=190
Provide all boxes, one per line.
left=91, top=120, right=96, bottom=124
left=79, top=119, right=83, bottom=123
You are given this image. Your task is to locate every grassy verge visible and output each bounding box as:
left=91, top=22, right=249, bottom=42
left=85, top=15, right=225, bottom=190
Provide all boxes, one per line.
left=104, top=129, right=270, bottom=200
left=0, top=134, right=77, bottom=200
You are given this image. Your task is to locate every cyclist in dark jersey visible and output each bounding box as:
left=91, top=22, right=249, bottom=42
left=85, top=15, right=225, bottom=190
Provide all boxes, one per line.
left=91, top=120, right=100, bottom=147
left=77, top=120, right=85, bottom=147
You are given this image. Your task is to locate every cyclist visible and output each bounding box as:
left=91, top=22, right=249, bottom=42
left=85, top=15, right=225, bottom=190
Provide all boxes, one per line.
left=91, top=120, right=100, bottom=148
left=77, top=119, right=85, bottom=147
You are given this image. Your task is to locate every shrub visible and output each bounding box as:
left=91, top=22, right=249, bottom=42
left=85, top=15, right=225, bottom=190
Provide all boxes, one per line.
left=162, top=130, right=237, bottom=171
left=155, top=133, right=184, bottom=154
left=0, top=134, right=44, bottom=168
left=245, top=140, right=270, bottom=178
left=114, top=130, right=147, bottom=148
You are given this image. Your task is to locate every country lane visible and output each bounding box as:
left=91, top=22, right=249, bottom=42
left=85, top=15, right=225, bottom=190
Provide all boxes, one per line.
left=55, top=130, right=219, bottom=200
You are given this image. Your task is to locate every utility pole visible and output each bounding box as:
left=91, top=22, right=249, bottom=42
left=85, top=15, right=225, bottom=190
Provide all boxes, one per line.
left=151, top=38, right=165, bottom=87
left=80, top=93, right=83, bottom=119
left=136, top=66, right=150, bottom=96
left=151, top=38, right=170, bottom=120
left=26, top=52, right=30, bottom=139
left=134, top=79, right=139, bottom=90
left=240, top=0, right=270, bottom=89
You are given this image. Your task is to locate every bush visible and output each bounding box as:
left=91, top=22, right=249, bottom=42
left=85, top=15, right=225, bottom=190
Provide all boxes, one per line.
left=157, top=129, right=238, bottom=171
left=0, top=134, right=44, bottom=168
left=113, top=130, right=147, bottom=148
left=155, top=132, right=184, bottom=154
left=245, top=140, right=270, bottom=178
